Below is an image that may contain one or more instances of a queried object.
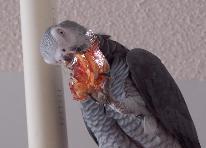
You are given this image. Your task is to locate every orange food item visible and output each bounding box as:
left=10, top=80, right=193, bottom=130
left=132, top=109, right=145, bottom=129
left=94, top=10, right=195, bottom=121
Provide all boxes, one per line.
left=67, top=40, right=110, bottom=101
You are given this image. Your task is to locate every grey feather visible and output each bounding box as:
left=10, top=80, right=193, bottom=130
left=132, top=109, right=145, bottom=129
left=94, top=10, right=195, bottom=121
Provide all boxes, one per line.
left=108, top=57, right=181, bottom=148
left=126, top=48, right=201, bottom=148
left=81, top=99, right=140, bottom=148
left=81, top=108, right=99, bottom=145
left=98, top=36, right=200, bottom=147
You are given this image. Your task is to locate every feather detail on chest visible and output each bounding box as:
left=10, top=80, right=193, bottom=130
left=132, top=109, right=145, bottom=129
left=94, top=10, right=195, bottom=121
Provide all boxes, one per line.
left=109, top=58, right=129, bottom=100
left=107, top=58, right=148, bottom=115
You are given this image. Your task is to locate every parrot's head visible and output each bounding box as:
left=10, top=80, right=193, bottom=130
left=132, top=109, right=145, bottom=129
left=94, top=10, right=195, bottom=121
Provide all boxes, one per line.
left=40, top=20, right=110, bottom=101
left=40, top=20, right=90, bottom=65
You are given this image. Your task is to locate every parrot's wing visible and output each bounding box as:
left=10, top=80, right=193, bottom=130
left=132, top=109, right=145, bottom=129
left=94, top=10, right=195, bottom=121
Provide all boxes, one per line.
left=81, top=110, right=99, bottom=146
left=83, top=119, right=99, bottom=145
left=126, top=48, right=201, bottom=148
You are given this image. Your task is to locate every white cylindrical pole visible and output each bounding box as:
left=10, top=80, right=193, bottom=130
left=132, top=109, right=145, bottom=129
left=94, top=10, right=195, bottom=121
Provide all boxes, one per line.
left=20, top=0, right=68, bottom=148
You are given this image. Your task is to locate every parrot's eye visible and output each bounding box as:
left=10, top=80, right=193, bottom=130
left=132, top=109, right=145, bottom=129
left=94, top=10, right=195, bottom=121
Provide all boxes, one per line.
left=57, top=28, right=65, bottom=36
left=62, top=49, right=66, bottom=52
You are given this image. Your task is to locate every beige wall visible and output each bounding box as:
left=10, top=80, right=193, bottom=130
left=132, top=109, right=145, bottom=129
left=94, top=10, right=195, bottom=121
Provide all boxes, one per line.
left=0, top=0, right=206, bottom=80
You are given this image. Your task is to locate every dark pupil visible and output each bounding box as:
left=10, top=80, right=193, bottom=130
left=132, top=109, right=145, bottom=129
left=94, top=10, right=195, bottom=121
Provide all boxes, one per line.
left=58, top=29, right=64, bottom=35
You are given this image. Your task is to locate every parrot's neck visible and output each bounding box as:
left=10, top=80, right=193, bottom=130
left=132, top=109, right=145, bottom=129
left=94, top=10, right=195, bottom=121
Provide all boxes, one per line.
left=85, top=29, right=97, bottom=45
left=97, top=34, right=129, bottom=66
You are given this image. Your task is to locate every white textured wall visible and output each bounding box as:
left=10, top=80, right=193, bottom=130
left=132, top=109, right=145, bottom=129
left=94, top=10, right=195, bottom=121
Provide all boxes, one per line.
left=0, top=0, right=22, bottom=71
left=0, top=0, right=206, bottom=80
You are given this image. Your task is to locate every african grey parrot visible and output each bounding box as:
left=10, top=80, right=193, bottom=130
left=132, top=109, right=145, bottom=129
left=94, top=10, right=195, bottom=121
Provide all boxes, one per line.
left=39, top=20, right=201, bottom=148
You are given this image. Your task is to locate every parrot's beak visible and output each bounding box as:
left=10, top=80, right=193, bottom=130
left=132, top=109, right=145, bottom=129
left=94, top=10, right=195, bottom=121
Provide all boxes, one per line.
left=62, top=53, right=77, bottom=68
left=63, top=54, right=73, bottom=63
